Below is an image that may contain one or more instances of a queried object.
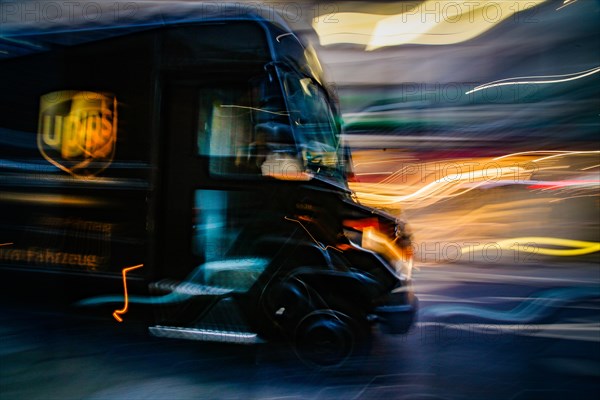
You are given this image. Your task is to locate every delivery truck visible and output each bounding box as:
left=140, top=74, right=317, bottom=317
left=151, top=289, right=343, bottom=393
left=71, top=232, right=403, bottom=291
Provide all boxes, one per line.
left=0, top=6, right=416, bottom=367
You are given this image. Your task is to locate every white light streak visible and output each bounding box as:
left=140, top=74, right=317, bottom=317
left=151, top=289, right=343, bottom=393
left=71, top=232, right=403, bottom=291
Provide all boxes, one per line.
left=220, top=105, right=289, bottom=116
left=557, top=0, right=578, bottom=11
left=466, top=66, right=600, bottom=95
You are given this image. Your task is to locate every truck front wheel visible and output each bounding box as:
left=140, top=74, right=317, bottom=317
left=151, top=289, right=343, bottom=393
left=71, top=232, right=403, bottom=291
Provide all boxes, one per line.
left=293, top=309, right=370, bottom=368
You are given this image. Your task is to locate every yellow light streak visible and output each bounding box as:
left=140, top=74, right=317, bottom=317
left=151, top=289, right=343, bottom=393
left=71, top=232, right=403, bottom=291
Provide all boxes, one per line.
left=357, top=172, right=395, bottom=176
left=581, top=164, right=600, bottom=171
left=408, top=198, right=552, bottom=240
left=493, top=150, right=571, bottom=161
left=313, top=0, right=546, bottom=49
left=351, top=165, right=534, bottom=208
left=0, top=192, right=101, bottom=206
left=532, top=150, right=600, bottom=163
left=113, top=264, right=144, bottom=323
left=550, top=194, right=600, bottom=203
left=350, top=150, right=599, bottom=263
left=461, top=238, right=600, bottom=256
left=354, top=158, right=414, bottom=168
left=351, top=150, right=600, bottom=209
left=465, top=66, right=600, bottom=95
left=0, top=243, right=13, bottom=247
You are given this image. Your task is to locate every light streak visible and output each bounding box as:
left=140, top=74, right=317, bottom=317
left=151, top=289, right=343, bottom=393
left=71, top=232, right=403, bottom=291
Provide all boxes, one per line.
left=550, top=194, right=600, bottom=203
left=350, top=149, right=599, bottom=264
left=0, top=243, right=13, bottom=247
left=0, top=192, right=101, bottom=206
left=275, top=32, right=296, bottom=42
left=284, top=216, right=342, bottom=253
left=581, top=164, right=600, bottom=171
left=113, top=263, right=144, bottom=322
left=414, top=321, right=600, bottom=343
left=353, top=159, right=412, bottom=168
left=351, top=151, right=599, bottom=208
left=313, top=0, right=547, bottom=49
left=351, top=165, right=534, bottom=208
left=356, top=172, right=394, bottom=176
left=527, top=179, right=599, bottom=190
left=219, top=104, right=289, bottom=116
left=461, top=238, right=600, bottom=257
left=557, top=0, right=578, bottom=11
left=465, top=66, right=600, bottom=95
left=363, top=227, right=413, bottom=278
left=493, top=150, right=570, bottom=161
left=532, top=150, right=600, bottom=163
left=375, top=163, right=433, bottom=187
left=420, top=286, right=600, bottom=324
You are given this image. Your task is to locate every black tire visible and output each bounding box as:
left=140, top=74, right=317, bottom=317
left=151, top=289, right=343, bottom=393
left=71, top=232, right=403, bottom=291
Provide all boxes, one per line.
left=293, top=309, right=371, bottom=368
left=257, top=278, right=314, bottom=338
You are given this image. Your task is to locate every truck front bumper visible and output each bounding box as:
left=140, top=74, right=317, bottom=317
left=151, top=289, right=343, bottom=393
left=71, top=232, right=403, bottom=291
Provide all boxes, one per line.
left=373, top=288, right=418, bottom=334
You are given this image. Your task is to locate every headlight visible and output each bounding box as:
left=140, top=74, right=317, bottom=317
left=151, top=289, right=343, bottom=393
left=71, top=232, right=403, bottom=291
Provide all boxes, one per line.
left=362, top=227, right=413, bottom=280
left=343, top=217, right=413, bottom=280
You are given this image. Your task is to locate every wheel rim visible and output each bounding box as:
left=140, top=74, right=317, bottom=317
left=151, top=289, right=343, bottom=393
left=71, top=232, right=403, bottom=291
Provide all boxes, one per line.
left=294, top=310, right=356, bottom=367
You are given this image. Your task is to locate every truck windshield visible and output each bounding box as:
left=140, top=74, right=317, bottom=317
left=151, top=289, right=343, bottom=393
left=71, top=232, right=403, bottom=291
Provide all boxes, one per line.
left=281, top=71, right=345, bottom=184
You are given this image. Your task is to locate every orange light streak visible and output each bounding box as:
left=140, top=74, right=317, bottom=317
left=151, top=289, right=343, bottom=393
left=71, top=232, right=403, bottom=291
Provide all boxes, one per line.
left=351, top=165, right=534, bottom=208
left=351, top=150, right=600, bottom=209
left=113, top=263, right=144, bottom=322
left=284, top=216, right=342, bottom=253
left=363, top=227, right=414, bottom=278
left=349, top=149, right=599, bottom=263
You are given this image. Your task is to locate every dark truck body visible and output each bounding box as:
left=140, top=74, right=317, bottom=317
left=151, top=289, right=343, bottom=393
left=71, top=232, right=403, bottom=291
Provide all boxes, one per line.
left=0, top=9, right=416, bottom=367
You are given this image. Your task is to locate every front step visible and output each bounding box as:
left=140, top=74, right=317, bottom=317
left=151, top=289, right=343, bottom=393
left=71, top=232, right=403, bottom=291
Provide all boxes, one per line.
left=149, top=325, right=264, bottom=345
left=150, top=279, right=234, bottom=296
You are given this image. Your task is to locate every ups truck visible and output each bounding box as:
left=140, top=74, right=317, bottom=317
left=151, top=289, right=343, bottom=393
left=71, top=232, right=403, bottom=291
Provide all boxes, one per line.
left=0, top=7, right=416, bottom=367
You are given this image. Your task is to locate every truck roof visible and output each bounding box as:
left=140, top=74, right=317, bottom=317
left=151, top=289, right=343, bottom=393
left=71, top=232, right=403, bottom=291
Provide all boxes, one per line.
left=0, top=2, right=293, bottom=59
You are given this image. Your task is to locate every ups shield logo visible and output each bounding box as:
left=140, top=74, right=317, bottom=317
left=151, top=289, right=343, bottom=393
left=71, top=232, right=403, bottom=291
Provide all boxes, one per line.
left=38, top=91, right=117, bottom=177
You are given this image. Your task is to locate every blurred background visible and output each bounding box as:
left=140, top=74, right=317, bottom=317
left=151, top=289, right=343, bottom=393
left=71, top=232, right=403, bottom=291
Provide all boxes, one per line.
left=295, top=0, right=600, bottom=265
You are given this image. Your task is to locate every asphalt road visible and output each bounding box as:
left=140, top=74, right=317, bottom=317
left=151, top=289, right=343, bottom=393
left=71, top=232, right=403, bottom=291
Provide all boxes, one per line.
left=1, top=261, right=599, bottom=400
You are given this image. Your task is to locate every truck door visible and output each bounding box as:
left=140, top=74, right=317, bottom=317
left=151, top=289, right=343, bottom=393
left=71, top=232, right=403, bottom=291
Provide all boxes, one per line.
left=159, top=75, right=275, bottom=287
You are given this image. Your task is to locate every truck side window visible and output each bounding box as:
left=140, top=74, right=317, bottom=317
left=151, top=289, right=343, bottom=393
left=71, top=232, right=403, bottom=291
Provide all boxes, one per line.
left=208, top=96, right=255, bottom=174
left=196, top=76, right=303, bottom=179
left=195, top=87, right=257, bottom=175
